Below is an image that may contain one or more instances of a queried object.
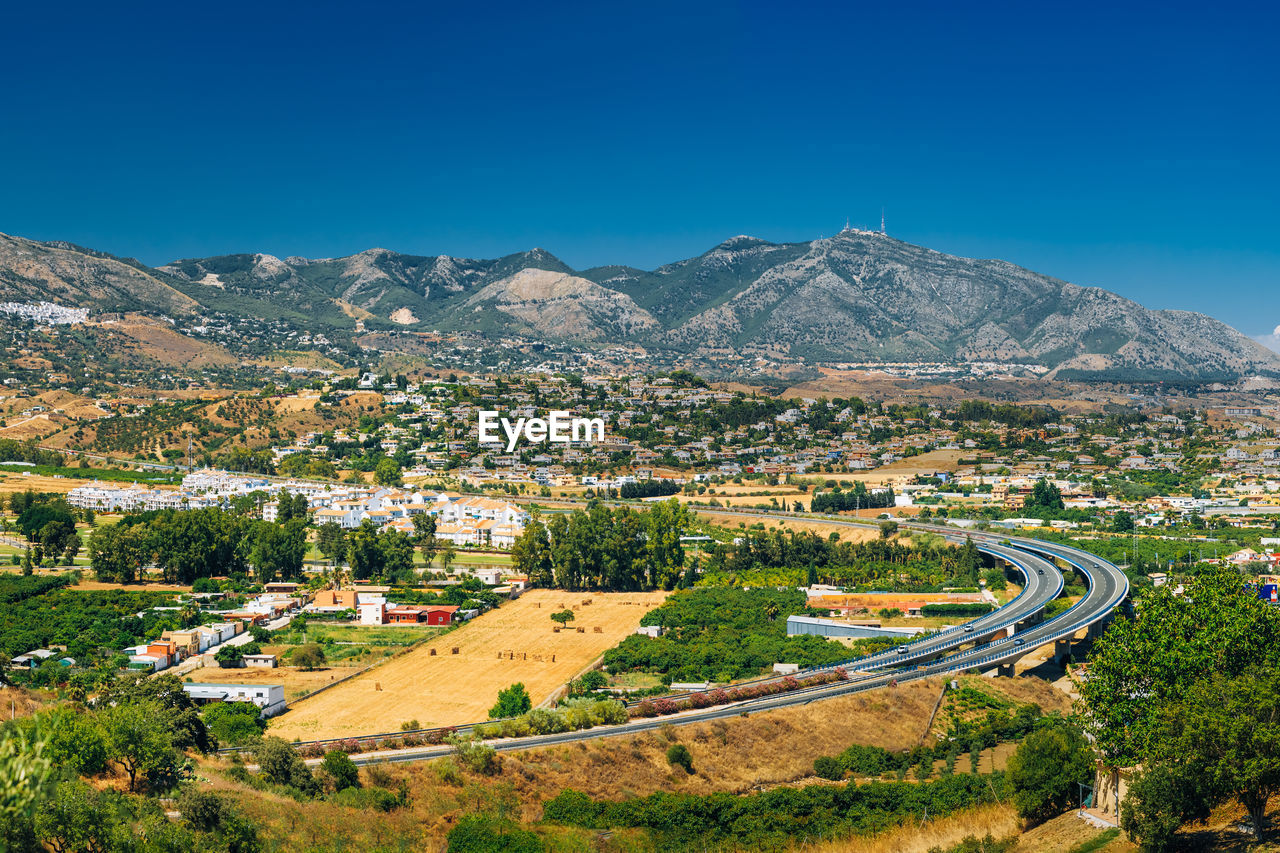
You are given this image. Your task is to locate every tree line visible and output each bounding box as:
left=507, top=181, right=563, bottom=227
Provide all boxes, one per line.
left=88, top=507, right=307, bottom=585
left=511, top=500, right=691, bottom=591
left=706, top=529, right=991, bottom=591
left=0, top=438, right=63, bottom=467
left=810, top=482, right=896, bottom=513
left=618, top=479, right=681, bottom=500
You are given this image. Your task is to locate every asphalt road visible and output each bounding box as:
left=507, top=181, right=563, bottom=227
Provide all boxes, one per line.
left=286, top=516, right=1129, bottom=766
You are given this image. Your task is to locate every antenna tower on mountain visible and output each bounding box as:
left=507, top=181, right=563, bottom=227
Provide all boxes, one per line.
left=880, top=208, right=886, bottom=234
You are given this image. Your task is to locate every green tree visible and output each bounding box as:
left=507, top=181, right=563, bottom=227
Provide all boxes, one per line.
left=550, top=609, right=575, bottom=626
left=253, top=737, right=316, bottom=793
left=1025, top=480, right=1065, bottom=512
left=316, top=523, right=348, bottom=564
left=0, top=725, right=54, bottom=852
left=1079, top=565, right=1280, bottom=766
left=1006, top=721, right=1094, bottom=824
left=447, top=734, right=498, bottom=775
left=412, top=513, right=438, bottom=565
left=1120, top=763, right=1208, bottom=853
left=95, top=673, right=214, bottom=754
left=346, top=520, right=385, bottom=580
left=177, top=787, right=231, bottom=833
left=40, top=707, right=108, bottom=776
left=488, top=683, right=532, bottom=719
left=202, top=702, right=266, bottom=747
left=215, top=645, right=245, bottom=668
left=320, top=750, right=361, bottom=793
left=1112, top=511, right=1135, bottom=533
left=101, top=701, right=185, bottom=793
left=879, top=520, right=899, bottom=539
left=440, top=541, right=456, bottom=573
left=511, top=520, right=553, bottom=587
left=644, top=499, right=689, bottom=589
left=374, top=458, right=403, bottom=486
left=88, top=522, right=152, bottom=584
left=1145, top=668, right=1280, bottom=839
left=446, top=814, right=541, bottom=853
left=33, top=779, right=118, bottom=853
left=292, top=643, right=326, bottom=671
left=249, top=519, right=308, bottom=583
left=379, top=528, right=415, bottom=581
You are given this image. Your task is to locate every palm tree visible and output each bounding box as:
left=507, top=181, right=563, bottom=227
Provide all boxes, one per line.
left=764, top=601, right=780, bottom=622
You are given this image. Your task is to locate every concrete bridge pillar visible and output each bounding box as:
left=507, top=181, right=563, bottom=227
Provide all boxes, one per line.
left=997, top=662, right=1016, bottom=678
left=1054, top=638, right=1072, bottom=664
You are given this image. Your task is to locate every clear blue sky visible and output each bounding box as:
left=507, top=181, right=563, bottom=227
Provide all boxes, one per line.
left=3, top=0, right=1277, bottom=343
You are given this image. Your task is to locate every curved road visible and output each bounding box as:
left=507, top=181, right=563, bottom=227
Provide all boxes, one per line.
left=279, top=513, right=1128, bottom=766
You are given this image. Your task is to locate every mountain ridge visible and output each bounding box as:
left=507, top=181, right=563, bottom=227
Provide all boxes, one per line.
left=1, top=229, right=1276, bottom=381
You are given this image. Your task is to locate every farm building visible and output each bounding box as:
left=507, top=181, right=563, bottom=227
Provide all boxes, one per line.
left=182, top=683, right=287, bottom=717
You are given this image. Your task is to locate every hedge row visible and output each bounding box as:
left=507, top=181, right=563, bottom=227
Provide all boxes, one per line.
left=631, top=667, right=849, bottom=717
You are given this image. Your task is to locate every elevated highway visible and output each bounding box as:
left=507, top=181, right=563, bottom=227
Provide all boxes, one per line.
left=265, top=515, right=1129, bottom=766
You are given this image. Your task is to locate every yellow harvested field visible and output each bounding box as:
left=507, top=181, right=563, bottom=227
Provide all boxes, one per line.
left=187, top=665, right=360, bottom=704
left=693, top=509, right=881, bottom=543
left=0, top=472, right=89, bottom=495
left=268, top=589, right=668, bottom=740
left=793, top=449, right=968, bottom=486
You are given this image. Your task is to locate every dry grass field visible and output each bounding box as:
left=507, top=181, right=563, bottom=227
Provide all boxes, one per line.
left=693, top=509, right=883, bottom=542
left=804, top=803, right=1022, bottom=853
left=187, top=664, right=360, bottom=704
left=268, top=589, right=668, bottom=739
left=0, top=472, right=91, bottom=495
left=217, top=675, right=1086, bottom=851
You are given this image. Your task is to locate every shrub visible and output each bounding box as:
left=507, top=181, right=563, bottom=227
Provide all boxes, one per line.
left=254, top=736, right=317, bottom=794
left=447, top=814, right=542, bottom=853
left=448, top=734, right=498, bottom=775
left=330, top=785, right=400, bottom=812
left=666, top=743, right=694, bottom=774
left=814, top=755, right=843, bottom=780
left=292, top=643, right=326, bottom=670
left=589, top=699, right=628, bottom=725
left=321, top=750, right=361, bottom=792
left=203, top=701, right=266, bottom=747
left=364, top=763, right=394, bottom=788
left=179, top=788, right=231, bottom=832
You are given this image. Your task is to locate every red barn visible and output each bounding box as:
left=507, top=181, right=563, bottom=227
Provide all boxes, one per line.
left=424, top=606, right=458, bottom=626
left=386, top=604, right=459, bottom=625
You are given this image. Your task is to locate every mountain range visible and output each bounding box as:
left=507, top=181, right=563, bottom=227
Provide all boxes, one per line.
left=2, top=228, right=1277, bottom=381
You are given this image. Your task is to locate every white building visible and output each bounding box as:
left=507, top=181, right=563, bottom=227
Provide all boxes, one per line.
left=182, top=683, right=287, bottom=717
